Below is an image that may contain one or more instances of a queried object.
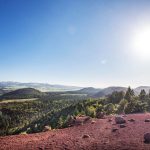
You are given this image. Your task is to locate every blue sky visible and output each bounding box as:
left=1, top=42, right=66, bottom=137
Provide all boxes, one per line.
left=1, top=0, right=150, bottom=88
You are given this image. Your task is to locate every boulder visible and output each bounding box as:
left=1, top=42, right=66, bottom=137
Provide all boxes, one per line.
left=144, top=133, right=150, bottom=143
left=115, top=116, right=126, bottom=124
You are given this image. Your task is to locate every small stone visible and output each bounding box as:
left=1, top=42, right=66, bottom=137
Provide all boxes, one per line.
left=112, top=123, right=116, bottom=125
left=112, top=128, right=118, bottom=132
left=82, top=134, right=90, bottom=138
left=96, top=112, right=105, bottom=119
left=145, top=119, right=150, bottom=122
left=115, top=116, right=126, bottom=124
left=108, top=119, right=112, bottom=122
left=144, top=133, right=150, bottom=143
left=128, top=119, right=135, bottom=122
left=120, top=124, right=126, bottom=128
left=83, top=116, right=91, bottom=122
left=91, top=120, right=96, bottom=124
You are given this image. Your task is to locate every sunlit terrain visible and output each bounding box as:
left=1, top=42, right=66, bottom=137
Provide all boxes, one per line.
left=1, top=0, right=150, bottom=150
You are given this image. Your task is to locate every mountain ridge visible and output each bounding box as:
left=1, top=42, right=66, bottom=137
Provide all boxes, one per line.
left=0, top=81, right=150, bottom=97
left=0, top=81, right=82, bottom=92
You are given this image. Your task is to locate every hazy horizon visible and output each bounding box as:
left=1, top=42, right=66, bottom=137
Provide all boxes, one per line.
left=1, top=0, right=150, bottom=88
left=0, top=80, right=150, bottom=89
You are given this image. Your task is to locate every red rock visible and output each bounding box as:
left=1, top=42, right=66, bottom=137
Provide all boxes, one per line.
left=1, top=113, right=150, bottom=150
left=145, top=119, right=150, bottom=122
left=144, top=133, right=150, bottom=143
left=115, top=116, right=126, bottom=124
left=82, top=134, right=90, bottom=138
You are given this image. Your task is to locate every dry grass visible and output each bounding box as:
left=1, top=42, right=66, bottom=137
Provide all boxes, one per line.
left=0, top=98, right=38, bottom=103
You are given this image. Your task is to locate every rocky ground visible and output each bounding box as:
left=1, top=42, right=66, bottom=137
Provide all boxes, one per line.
left=1, top=113, right=150, bottom=150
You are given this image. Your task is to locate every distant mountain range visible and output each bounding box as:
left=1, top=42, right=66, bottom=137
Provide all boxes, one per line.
left=0, top=81, right=150, bottom=97
left=0, top=81, right=82, bottom=92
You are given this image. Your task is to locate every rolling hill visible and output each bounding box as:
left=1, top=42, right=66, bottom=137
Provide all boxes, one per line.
left=0, top=88, right=12, bottom=96
left=0, top=89, right=6, bottom=96
left=75, top=87, right=101, bottom=95
left=1, top=81, right=150, bottom=98
left=0, top=88, right=46, bottom=100
left=94, top=86, right=127, bottom=97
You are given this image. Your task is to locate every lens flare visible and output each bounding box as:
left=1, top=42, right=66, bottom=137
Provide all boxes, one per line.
left=132, top=26, right=150, bottom=61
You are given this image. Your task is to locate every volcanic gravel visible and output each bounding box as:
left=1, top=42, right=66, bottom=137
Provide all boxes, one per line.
left=1, top=113, right=150, bottom=150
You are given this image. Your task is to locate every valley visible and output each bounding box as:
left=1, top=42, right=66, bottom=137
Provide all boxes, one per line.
left=1, top=83, right=150, bottom=137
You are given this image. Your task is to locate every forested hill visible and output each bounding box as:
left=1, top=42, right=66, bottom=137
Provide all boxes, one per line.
left=94, top=86, right=127, bottom=97
left=0, top=88, right=46, bottom=100
left=75, top=87, right=101, bottom=95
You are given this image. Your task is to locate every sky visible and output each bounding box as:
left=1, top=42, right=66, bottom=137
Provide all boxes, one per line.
left=1, top=0, right=150, bottom=88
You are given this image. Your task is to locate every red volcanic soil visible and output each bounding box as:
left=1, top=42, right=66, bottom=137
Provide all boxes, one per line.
left=1, top=113, right=150, bottom=150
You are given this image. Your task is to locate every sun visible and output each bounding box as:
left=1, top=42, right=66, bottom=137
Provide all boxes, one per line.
left=132, top=26, right=150, bottom=61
